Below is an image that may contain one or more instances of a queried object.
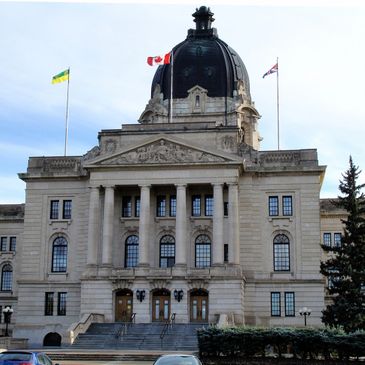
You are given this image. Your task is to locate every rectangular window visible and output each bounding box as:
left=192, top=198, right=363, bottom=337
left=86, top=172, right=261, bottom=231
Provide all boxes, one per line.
left=0, top=306, right=2, bottom=323
left=0, top=237, right=7, bottom=251
left=169, top=195, right=176, bottom=217
left=323, top=233, right=332, bottom=247
left=122, top=196, right=132, bottom=217
left=205, top=195, right=213, bottom=216
left=57, top=292, right=67, bottom=316
left=135, top=196, right=140, bottom=218
left=269, top=196, right=279, bottom=216
left=62, top=200, right=72, bottom=219
left=271, top=292, right=281, bottom=316
left=192, top=195, right=201, bottom=216
left=50, top=200, right=59, bottom=219
left=334, top=233, right=342, bottom=247
left=156, top=195, right=166, bottom=217
left=224, top=244, right=229, bottom=263
left=285, top=292, right=295, bottom=316
left=9, top=237, right=16, bottom=252
left=45, top=292, right=54, bottom=316
left=282, top=196, right=293, bottom=216
left=224, top=202, right=228, bottom=216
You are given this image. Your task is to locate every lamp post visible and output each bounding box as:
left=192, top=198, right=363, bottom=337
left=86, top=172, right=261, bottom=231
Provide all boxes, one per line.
left=299, top=307, right=311, bottom=326
left=2, top=306, right=13, bottom=337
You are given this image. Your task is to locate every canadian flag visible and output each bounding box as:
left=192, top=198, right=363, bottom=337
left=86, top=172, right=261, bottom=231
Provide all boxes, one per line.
left=147, top=52, right=171, bottom=66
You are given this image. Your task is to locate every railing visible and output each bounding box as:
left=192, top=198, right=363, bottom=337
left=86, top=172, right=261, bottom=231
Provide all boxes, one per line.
left=116, top=313, right=136, bottom=340
left=68, top=313, right=105, bottom=344
left=160, top=313, right=176, bottom=347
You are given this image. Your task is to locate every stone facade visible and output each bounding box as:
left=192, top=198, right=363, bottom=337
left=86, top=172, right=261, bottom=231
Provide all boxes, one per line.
left=0, top=6, right=337, bottom=348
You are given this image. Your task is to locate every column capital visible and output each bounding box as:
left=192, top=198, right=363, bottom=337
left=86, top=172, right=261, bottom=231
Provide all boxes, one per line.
left=211, top=182, right=224, bottom=187
left=175, top=183, right=187, bottom=189
left=103, top=185, right=115, bottom=190
left=138, top=184, right=151, bottom=189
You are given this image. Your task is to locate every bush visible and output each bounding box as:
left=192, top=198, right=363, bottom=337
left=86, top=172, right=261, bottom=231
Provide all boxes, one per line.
left=197, top=326, right=365, bottom=360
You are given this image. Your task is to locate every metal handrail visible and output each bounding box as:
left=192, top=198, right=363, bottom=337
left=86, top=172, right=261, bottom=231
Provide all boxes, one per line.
left=160, top=313, right=176, bottom=344
left=130, top=312, right=136, bottom=323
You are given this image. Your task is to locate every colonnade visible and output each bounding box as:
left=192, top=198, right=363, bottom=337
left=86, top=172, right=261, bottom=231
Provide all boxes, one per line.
left=86, top=183, right=240, bottom=267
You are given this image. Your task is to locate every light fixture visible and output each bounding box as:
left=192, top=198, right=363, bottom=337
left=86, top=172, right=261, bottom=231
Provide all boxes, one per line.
left=299, top=307, right=311, bottom=326
left=2, top=306, right=14, bottom=337
left=136, top=289, right=145, bottom=302
left=174, top=289, right=184, bottom=302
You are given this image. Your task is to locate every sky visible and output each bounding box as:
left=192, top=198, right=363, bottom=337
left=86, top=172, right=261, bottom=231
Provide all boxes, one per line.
left=0, top=0, right=364, bottom=203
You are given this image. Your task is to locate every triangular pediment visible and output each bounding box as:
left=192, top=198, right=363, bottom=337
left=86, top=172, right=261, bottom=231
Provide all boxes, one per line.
left=85, top=136, right=240, bottom=167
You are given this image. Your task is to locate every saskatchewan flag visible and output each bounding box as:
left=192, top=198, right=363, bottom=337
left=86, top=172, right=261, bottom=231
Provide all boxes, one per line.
left=52, top=69, right=69, bottom=84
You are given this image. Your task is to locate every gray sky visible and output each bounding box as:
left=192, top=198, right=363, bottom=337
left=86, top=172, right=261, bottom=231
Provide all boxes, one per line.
left=1, top=0, right=364, bottom=203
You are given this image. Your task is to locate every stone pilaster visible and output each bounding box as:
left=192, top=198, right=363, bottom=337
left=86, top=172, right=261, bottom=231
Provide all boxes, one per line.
left=175, top=184, right=187, bottom=266
left=102, top=186, right=114, bottom=266
left=212, top=183, right=224, bottom=265
left=228, top=183, right=240, bottom=264
left=139, top=185, right=151, bottom=266
left=87, top=186, right=100, bottom=266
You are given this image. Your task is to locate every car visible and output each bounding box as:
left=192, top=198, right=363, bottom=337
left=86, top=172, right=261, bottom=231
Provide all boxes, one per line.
left=153, top=354, right=202, bottom=365
left=0, top=351, right=59, bottom=365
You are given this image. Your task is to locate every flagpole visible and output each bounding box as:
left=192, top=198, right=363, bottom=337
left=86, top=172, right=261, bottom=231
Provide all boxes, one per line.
left=169, top=51, right=173, bottom=124
left=64, top=68, right=70, bottom=156
left=276, top=57, right=280, bottom=150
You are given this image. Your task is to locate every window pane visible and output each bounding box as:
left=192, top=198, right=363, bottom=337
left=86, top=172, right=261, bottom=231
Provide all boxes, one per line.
left=160, top=235, right=175, bottom=268
left=9, top=237, right=16, bottom=252
left=224, top=202, right=228, bottom=216
left=125, top=235, right=139, bottom=268
left=45, top=292, right=54, bottom=316
left=195, top=234, right=211, bottom=268
left=50, top=200, right=59, bottom=219
left=135, top=196, right=140, bottom=217
left=205, top=195, right=213, bottom=216
left=282, top=196, right=293, bottom=216
left=285, top=292, right=295, bottom=316
left=58, top=292, right=67, bottom=315
left=334, top=233, right=342, bottom=247
left=0, top=237, right=7, bottom=251
left=156, top=195, right=166, bottom=217
left=271, top=292, right=281, bottom=316
left=122, top=196, right=132, bottom=217
left=323, top=233, right=332, bottom=247
left=62, top=200, right=72, bottom=219
left=169, top=195, right=176, bottom=217
left=192, top=195, right=201, bottom=216
left=1, top=264, right=12, bottom=291
left=273, top=234, right=290, bottom=271
left=52, top=237, right=68, bottom=272
left=269, top=196, right=279, bottom=216
left=224, top=244, right=229, bottom=263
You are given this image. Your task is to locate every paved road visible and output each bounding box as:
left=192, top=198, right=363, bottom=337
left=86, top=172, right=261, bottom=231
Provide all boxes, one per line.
left=61, top=361, right=153, bottom=365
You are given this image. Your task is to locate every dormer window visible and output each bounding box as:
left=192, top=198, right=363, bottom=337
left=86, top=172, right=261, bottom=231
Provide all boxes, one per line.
left=195, top=95, right=200, bottom=108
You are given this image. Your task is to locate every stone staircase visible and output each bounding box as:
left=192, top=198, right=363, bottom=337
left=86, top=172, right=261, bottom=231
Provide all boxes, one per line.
left=71, top=322, right=205, bottom=351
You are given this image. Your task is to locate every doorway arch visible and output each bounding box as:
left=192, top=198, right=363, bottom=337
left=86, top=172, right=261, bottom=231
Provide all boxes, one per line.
left=190, top=288, right=209, bottom=323
left=115, top=289, right=133, bottom=322
left=151, top=288, right=170, bottom=322
left=43, top=332, right=61, bottom=346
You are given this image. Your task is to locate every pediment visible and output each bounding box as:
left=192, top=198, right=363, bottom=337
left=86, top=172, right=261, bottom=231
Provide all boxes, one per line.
left=87, top=136, right=239, bottom=167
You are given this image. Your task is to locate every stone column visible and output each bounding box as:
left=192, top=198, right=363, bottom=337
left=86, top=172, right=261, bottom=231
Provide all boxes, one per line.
left=212, top=183, right=224, bottom=265
left=102, top=186, right=114, bottom=266
left=175, top=184, right=187, bottom=266
left=139, top=185, right=151, bottom=266
left=228, top=183, right=240, bottom=264
left=87, top=186, right=100, bottom=266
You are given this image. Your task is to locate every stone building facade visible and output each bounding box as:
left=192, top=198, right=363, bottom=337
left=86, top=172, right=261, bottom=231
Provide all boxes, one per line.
left=0, top=6, right=339, bottom=347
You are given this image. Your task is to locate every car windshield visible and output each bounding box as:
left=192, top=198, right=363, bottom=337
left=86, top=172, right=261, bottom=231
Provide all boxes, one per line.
left=155, top=356, right=199, bottom=365
left=0, top=353, right=32, bottom=361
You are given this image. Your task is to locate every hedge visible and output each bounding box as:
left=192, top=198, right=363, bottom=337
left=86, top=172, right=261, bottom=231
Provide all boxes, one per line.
left=197, top=326, right=365, bottom=360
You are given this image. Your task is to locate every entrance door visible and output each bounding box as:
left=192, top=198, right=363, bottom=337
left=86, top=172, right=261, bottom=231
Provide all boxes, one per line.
left=152, top=289, right=170, bottom=322
left=115, top=289, right=133, bottom=322
left=190, top=290, right=208, bottom=322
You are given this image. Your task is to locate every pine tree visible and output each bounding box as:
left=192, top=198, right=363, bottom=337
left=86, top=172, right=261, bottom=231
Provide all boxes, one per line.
left=320, top=156, right=365, bottom=332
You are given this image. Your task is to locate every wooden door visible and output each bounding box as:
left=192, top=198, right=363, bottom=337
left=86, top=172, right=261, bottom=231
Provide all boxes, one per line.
left=115, top=291, right=133, bottom=322
left=152, top=294, right=170, bottom=321
left=190, top=294, right=208, bottom=322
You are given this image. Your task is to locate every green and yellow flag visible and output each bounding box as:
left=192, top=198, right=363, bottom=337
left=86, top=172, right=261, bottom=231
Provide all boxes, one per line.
left=52, top=69, right=69, bottom=84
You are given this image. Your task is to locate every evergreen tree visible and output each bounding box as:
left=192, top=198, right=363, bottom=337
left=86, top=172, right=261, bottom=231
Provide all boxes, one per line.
left=320, top=156, right=365, bottom=332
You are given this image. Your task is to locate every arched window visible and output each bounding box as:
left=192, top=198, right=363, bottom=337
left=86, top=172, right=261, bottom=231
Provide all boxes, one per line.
left=1, top=264, right=13, bottom=291
left=160, top=235, right=175, bottom=268
left=273, top=234, right=290, bottom=271
left=52, top=237, right=68, bottom=272
left=125, top=235, right=139, bottom=268
left=195, top=234, right=211, bottom=268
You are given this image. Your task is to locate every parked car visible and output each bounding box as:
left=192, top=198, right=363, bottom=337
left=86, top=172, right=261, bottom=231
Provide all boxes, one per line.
left=153, top=354, right=202, bottom=365
left=0, top=351, right=59, bottom=365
